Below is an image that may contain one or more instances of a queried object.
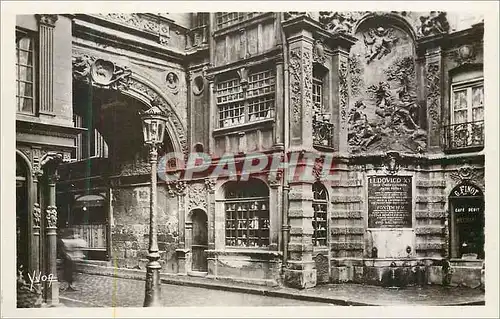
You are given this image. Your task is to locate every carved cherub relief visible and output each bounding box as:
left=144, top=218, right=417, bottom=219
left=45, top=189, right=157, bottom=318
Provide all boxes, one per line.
left=363, top=27, right=398, bottom=64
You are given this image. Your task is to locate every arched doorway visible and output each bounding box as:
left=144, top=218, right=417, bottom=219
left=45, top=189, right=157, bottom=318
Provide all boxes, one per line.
left=449, top=182, right=484, bottom=259
left=190, top=209, right=208, bottom=272
left=16, top=154, right=30, bottom=270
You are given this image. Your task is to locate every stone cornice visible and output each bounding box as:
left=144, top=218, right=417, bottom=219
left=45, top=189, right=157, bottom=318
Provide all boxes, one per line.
left=16, top=119, right=86, bottom=139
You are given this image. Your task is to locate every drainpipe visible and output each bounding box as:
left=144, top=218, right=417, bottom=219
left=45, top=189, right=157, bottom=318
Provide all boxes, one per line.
left=280, top=13, right=290, bottom=273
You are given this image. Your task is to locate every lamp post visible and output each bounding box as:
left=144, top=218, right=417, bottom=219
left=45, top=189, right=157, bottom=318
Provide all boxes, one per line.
left=140, top=105, right=168, bottom=307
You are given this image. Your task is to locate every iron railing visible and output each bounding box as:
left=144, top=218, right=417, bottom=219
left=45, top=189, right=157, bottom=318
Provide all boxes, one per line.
left=443, top=120, right=484, bottom=151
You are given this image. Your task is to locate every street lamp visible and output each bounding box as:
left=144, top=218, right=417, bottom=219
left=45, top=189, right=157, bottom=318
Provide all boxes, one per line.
left=139, top=105, right=167, bottom=307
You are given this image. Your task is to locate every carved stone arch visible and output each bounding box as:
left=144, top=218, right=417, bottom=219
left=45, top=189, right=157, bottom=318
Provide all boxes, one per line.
left=16, top=149, right=33, bottom=175
left=353, top=12, right=418, bottom=43
left=124, top=73, right=188, bottom=156
left=72, top=54, right=188, bottom=156
left=187, top=207, right=208, bottom=222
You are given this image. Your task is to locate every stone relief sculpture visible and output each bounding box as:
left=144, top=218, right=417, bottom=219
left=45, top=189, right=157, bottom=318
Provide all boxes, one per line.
left=363, top=27, right=399, bottom=64
left=348, top=24, right=427, bottom=153
left=318, top=11, right=360, bottom=34
left=72, top=55, right=132, bottom=91
left=166, top=72, right=179, bottom=95
left=417, top=11, right=450, bottom=37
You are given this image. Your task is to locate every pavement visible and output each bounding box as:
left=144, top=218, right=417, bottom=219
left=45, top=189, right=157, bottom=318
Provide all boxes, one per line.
left=58, top=269, right=485, bottom=307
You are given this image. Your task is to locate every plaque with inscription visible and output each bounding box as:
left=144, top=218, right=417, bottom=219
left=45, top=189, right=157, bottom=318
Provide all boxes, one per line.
left=368, top=176, right=412, bottom=228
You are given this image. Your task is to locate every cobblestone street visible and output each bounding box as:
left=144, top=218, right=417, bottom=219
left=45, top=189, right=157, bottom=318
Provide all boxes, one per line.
left=59, top=273, right=329, bottom=307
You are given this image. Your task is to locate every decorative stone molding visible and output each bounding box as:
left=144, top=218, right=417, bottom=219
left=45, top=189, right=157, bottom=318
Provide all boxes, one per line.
left=450, top=164, right=484, bottom=188
left=284, top=12, right=311, bottom=20
left=36, top=14, right=58, bottom=27
left=45, top=206, right=57, bottom=228
left=339, top=57, right=349, bottom=131
left=33, top=203, right=41, bottom=227
left=187, top=183, right=207, bottom=211
left=415, top=210, right=446, bottom=219
left=289, top=49, right=303, bottom=126
left=73, top=56, right=132, bottom=91
left=95, top=13, right=171, bottom=46
left=417, top=11, right=450, bottom=37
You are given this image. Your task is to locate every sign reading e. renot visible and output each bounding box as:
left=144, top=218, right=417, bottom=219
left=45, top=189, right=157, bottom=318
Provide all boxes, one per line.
left=368, top=176, right=412, bottom=228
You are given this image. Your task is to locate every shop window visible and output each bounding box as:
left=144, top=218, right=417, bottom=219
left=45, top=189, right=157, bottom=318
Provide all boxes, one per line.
left=215, top=12, right=260, bottom=29
left=449, top=182, right=484, bottom=259
left=216, top=69, right=275, bottom=129
left=312, top=182, right=328, bottom=247
left=16, top=29, right=36, bottom=114
left=224, top=179, right=269, bottom=248
left=444, top=68, right=484, bottom=152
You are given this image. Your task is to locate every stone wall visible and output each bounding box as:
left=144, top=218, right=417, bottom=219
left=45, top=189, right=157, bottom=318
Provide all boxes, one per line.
left=110, top=185, right=179, bottom=273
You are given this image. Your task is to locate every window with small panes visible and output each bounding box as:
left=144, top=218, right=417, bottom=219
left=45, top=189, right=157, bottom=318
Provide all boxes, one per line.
left=224, top=179, right=269, bottom=248
left=312, top=182, right=328, bottom=247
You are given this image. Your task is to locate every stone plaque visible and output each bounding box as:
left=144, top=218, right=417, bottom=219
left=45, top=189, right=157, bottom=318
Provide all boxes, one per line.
left=368, top=176, right=412, bottom=228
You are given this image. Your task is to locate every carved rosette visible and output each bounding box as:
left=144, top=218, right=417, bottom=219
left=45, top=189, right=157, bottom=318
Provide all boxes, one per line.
left=33, top=203, right=41, bottom=228
left=426, top=62, right=441, bottom=146
left=36, top=14, right=58, bottom=27
left=339, top=57, right=349, bottom=131
left=289, top=49, right=303, bottom=125
left=187, top=184, right=207, bottom=211
left=45, top=206, right=57, bottom=228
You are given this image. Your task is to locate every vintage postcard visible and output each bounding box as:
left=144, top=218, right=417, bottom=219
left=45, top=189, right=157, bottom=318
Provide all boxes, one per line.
left=1, top=1, right=498, bottom=318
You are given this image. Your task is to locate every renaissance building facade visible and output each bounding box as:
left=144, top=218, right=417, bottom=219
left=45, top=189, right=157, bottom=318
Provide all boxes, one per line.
left=15, top=11, right=485, bottom=303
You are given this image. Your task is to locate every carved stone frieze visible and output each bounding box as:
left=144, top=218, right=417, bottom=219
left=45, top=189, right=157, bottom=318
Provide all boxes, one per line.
left=187, top=183, right=207, bottom=211
left=417, top=11, right=450, bottom=37
left=95, top=13, right=171, bottom=46
left=284, top=12, right=311, bottom=20
left=204, top=178, right=217, bottom=193
left=303, top=50, right=313, bottom=124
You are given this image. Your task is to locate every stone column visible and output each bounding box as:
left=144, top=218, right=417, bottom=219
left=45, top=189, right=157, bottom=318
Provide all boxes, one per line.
left=285, top=181, right=316, bottom=288
left=268, top=177, right=282, bottom=251
left=425, top=46, right=443, bottom=151
left=35, top=14, right=58, bottom=115
left=205, top=178, right=216, bottom=250
left=45, top=174, right=59, bottom=306
left=274, top=57, right=285, bottom=150
left=330, top=34, right=357, bottom=153
left=30, top=171, right=42, bottom=275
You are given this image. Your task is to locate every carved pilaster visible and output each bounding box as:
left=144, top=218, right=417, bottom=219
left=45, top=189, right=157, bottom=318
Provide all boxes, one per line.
left=36, top=15, right=58, bottom=114
left=288, top=42, right=314, bottom=150
left=425, top=48, right=443, bottom=150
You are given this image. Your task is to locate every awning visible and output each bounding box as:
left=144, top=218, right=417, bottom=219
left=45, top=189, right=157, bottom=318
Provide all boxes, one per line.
left=73, top=195, right=106, bottom=208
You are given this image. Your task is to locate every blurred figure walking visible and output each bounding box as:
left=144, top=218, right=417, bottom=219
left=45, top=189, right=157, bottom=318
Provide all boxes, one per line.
left=60, top=228, right=87, bottom=291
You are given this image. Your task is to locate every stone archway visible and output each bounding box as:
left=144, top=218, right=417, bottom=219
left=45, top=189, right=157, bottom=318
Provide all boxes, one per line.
left=72, top=54, right=187, bottom=156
